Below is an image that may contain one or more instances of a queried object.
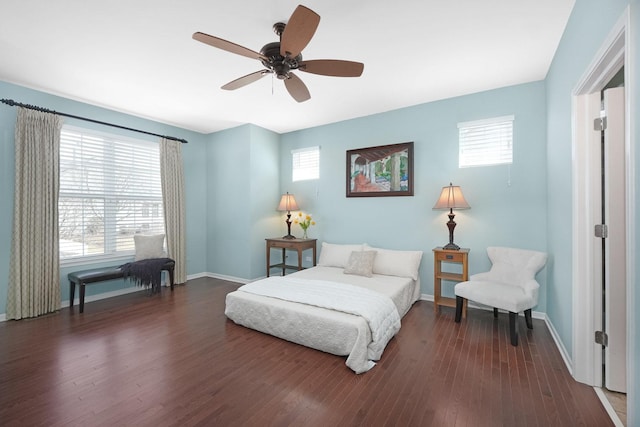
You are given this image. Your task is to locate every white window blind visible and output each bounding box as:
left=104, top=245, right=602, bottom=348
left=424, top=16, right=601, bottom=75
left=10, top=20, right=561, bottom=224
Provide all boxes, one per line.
left=292, top=146, right=320, bottom=181
left=458, top=115, right=514, bottom=168
left=59, top=126, right=164, bottom=263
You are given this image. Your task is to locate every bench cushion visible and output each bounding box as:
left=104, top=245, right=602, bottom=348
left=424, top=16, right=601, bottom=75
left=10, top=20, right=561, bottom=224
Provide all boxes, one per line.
left=68, top=267, right=124, bottom=284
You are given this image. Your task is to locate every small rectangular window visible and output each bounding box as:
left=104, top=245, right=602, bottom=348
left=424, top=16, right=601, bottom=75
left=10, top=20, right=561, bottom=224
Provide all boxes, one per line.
left=458, top=115, right=514, bottom=168
left=292, top=146, right=320, bottom=181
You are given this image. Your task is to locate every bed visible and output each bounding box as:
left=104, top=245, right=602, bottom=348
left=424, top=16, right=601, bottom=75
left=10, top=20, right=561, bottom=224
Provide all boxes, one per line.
left=225, top=243, right=423, bottom=373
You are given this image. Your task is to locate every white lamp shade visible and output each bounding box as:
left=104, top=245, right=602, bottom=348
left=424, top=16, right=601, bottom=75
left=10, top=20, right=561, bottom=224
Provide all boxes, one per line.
left=433, top=183, right=470, bottom=210
left=277, top=192, right=299, bottom=211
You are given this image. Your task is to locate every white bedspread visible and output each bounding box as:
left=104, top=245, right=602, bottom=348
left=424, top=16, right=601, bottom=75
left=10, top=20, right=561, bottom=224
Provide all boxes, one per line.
left=240, top=276, right=401, bottom=367
left=225, top=266, right=419, bottom=373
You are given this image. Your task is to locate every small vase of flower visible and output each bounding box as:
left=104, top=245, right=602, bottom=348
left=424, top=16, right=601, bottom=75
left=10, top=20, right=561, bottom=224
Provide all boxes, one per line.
left=294, top=212, right=316, bottom=239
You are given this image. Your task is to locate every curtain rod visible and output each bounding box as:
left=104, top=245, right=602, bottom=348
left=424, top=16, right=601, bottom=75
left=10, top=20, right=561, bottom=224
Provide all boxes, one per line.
left=1, top=98, right=188, bottom=144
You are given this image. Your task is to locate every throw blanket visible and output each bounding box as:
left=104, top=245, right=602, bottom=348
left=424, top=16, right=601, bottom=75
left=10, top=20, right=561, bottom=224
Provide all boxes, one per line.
left=120, top=257, right=172, bottom=294
left=239, top=276, right=401, bottom=372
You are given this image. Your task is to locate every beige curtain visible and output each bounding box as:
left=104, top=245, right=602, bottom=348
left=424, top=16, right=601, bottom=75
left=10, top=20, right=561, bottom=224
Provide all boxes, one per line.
left=6, top=108, right=63, bottom=319
left=160, top=138, right=187, bottom=284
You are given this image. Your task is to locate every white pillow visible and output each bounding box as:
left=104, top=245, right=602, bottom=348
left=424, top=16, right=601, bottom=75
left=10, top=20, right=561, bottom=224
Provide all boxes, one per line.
left=365, top=246, right=423, bottom=280
left=134, top=234, right=166, bottom=261
left=317, top=242, right=365, bottom=268
left=343, top=251, right=377, bottom=277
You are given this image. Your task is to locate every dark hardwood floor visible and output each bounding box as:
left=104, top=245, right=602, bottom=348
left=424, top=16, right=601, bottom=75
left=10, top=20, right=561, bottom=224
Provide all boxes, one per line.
left=0, top=277, right=613, bottom=426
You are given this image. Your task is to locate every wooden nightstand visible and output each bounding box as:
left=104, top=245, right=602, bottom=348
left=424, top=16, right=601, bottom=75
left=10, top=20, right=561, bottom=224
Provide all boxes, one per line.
left=266, top=238, right=317, bottom=277
left=433, top=247, right=470, bottom=317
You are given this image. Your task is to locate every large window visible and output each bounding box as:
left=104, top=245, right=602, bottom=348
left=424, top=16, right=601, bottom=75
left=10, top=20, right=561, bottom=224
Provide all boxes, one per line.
left=59, top=126, right=164, bottom=263
left=292, top=146, right=320, bottom=181
left=458, top=115, right=514, bottom=168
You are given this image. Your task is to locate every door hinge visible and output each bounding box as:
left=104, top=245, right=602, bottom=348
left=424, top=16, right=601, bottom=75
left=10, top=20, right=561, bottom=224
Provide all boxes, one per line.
left=594, top=224, right=608, bottom=238
left=594, top=117, right=608, bottom=131
left=595, top=331, right=608, bottom=347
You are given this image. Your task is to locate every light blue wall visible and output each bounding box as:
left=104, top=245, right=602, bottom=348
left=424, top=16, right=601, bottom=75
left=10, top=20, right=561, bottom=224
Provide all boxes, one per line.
left=546, top=0, right=638, bottom=422
left=545, top=0, right=630, bottom=363
left=0, top=80, right=209, bottom=311
left=279, top=82, right=548, bottom=306
left=248, top=125, right=281, bottom=278
left=206, top=124, right=280, bottom=279
left=207, top=125, right=252, bottom=279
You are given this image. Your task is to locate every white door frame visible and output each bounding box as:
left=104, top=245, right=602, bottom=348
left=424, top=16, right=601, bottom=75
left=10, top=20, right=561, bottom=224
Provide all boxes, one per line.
left=571, top=5, right=635, bottom=396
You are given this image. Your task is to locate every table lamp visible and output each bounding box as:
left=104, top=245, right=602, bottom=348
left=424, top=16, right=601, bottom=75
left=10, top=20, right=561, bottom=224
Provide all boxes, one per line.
left=277, top=192, right=299, bottom=239
left=433, top=183, right=470, bottom=250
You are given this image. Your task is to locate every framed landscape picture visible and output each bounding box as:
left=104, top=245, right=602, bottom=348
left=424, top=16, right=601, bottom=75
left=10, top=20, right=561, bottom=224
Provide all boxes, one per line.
left=346, top=142, right=414, bottom=197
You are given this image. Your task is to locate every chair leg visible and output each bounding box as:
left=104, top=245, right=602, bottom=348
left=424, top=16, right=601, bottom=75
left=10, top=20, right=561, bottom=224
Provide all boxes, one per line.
left=455, top=296, right=464, bottom=323
left=509, top=311, right=518, bottom=346
left=525, top=309, right=533, bottom=329
left=493, top=308, right=498, bottom=318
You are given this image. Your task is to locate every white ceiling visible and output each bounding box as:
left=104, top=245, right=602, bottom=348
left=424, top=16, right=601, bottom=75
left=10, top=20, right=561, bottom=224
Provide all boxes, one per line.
left=0, top=0, right=575, bottom=135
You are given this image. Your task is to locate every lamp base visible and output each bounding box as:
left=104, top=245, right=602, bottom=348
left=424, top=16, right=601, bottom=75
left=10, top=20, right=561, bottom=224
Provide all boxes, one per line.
left=443, top=210, right=460, bottom=251
left=282, top=214, right=295, bottom=240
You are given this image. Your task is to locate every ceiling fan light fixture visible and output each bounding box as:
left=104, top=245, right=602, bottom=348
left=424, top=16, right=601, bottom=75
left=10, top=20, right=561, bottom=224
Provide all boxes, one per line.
left=192, top=4, right=364, bottom=102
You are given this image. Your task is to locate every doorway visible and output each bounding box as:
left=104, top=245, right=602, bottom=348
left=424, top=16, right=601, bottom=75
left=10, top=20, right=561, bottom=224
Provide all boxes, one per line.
left=570, top=8, right=633, bottom=426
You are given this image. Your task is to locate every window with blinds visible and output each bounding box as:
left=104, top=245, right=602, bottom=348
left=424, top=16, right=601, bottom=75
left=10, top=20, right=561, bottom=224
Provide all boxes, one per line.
left=292, top=146, right=320, bottom=181
left=458, top=115, right=514, bottom=168
left=59, top=126, right=164, bottom=263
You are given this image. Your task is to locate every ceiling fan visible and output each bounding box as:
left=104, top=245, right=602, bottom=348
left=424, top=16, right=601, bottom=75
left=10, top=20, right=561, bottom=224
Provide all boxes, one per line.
left=192, top=5, right=364, bottom=103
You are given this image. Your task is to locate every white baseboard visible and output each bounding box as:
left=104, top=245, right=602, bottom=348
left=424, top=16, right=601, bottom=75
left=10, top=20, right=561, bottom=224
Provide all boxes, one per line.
left=544, top=314, right=574, bottom=375
left=186, top=272, right=209, bottom=280
left=195, top=272, right=250, bottom=285
left=420, top=293, right=434, bottom=302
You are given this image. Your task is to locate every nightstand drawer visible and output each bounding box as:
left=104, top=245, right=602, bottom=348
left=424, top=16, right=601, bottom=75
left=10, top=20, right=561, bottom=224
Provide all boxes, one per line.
left=268, top=240, right=296, bottom=249
left=435, top=251, right=465, bottom=263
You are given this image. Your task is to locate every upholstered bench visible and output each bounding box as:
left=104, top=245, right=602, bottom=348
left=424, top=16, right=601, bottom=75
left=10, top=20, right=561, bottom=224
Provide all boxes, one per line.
left=68, top=259, right=175, bottom=313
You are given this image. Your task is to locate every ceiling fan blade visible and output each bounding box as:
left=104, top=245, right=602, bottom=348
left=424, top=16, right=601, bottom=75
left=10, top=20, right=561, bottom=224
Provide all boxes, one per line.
left=284, top=72, right=311, bottom=102
left=280, top=5, right=320, bottom=58
left=221, top=70, right=271, bottom=91
left=193, top=32, right=267, bottom=61
left=298, top=60, right=364, bottom=77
